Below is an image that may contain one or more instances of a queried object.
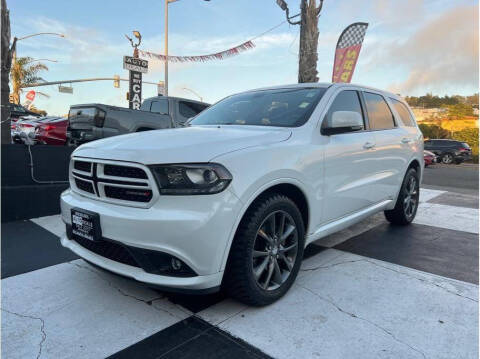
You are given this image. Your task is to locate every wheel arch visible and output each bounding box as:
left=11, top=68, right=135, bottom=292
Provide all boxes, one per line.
left=390, top=157, right=422, bottom=210
left=408, top=158, right=421, bottom=173
left=219, top=179, right=310, bottom=272
left=136, top=127, right=155, bottom=132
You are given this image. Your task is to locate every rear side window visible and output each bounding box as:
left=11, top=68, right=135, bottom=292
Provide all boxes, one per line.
left=325, top=90, right=364, bottom=130
left=364, top=92, right=395, bottom=130
left=150, top=100, right=169, bottom=115
left=390, top=98, right=415, bottom=127
left=433, top=140, right=448, bottom=146
left=68, top=107, right=96, bottom=120
left=179, top=101, right=208, bottom=119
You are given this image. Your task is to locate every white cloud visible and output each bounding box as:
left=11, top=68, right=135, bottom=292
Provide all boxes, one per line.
left=367, top=4, right=479, bottom=94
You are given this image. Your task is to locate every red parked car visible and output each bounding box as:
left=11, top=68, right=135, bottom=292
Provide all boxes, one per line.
left=424, top=150, right=437, bottom=167
left=35, top=117, right=69, bottom=145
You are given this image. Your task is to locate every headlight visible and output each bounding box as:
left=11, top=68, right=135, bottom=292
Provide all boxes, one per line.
left=149, top=163, right=232, bottom=195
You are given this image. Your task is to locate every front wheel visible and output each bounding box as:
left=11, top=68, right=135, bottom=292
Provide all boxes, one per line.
left=385, top=168, right=420, bottom=225
left=442, top=153, right=454, bottom=164
left=224, top=194, right=305, bottom=306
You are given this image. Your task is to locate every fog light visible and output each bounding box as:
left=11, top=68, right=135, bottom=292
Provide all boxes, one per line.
left=171, top=258, right=182, bottom=270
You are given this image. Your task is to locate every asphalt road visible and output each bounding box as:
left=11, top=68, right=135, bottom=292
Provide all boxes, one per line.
left=423, top=163, right=479, bottom=193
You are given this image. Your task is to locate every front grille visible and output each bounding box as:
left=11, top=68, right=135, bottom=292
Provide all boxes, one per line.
left=104, top=164, right=147, bottom=179
left=104, top=186, right=152, bottom=202
left=75, top=178, right=94, bottom=194
left=70, top=158, right=155, bottom=207
left=74, top=160, right=91, bottom=172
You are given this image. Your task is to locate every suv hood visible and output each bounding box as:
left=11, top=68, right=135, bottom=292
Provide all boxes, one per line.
left=73, top=126, right=292, bottom=164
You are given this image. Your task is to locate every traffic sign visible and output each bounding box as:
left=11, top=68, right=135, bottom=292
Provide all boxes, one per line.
left=25, top=90, right=36, bottom=102
left=123, top=56, right=148, bottom=73
left=59, top=85, right=73, bottom=94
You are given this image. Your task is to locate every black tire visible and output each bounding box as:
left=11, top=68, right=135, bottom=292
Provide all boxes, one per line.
left=441, top=153, right=454, bottom=164
left=224, top=193, right=305, bottom=306
left=454, top=159, right=463, bottom=165
left=384, top=168, right=420, bottom=225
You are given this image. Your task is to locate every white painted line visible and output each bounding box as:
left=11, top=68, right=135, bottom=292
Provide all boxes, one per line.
left=1, top=260, right=191, bottom=359
left=414, top=202, right=479, bottom=234
left=203, top=250, right=478, bottom=359
left=419, top=188, right=446, bottom=203
left=30, top=214, right=64, bottom=238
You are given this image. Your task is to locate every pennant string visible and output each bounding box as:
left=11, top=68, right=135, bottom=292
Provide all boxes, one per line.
left=139, top=40, right=256, bottom=63
left=137, top=19, right=288, bottom=63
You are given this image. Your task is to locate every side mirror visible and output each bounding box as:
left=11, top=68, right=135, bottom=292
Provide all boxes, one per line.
left=322, top=111, right=363, bottom=135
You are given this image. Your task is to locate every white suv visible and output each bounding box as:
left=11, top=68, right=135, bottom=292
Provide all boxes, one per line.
left=60, top=83, right=423, bottom=305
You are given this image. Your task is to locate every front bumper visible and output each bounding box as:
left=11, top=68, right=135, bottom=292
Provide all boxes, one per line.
left=60, top=233, right=223, bottom=291
left=60, top=187, right=243, bottom=290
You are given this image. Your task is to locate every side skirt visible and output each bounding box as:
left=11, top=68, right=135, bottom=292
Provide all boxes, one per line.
left=305, top=200, right=393, bottom=245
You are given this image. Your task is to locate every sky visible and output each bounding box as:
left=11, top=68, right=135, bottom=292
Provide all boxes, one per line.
left=9, top=0, right=479, bottom=115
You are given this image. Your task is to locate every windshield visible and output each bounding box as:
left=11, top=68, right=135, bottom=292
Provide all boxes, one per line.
left=190, top=87, right=327, bottom=128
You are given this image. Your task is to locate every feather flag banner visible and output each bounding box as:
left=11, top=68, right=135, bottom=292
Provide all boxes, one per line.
left=332, top=23, right=368, bottom=83
left=139, top=41, right=255, bottom=63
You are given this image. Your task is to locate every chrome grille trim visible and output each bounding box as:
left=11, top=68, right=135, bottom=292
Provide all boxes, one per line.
left=70, top=157, right=158, bottom=208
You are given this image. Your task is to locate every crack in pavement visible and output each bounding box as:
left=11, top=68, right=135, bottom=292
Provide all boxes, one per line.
left=301, top=257, right=478, bottom=303
left=69, top=261, right=185, bottom=320
left=1, top=308, right=46, bottom=359
left=300, top=259, right=365, bottom=272
left=299, top=286, right=427, bottom=359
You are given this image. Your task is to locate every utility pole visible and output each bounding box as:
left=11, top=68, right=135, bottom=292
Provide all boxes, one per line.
left=1, top=0, right=13, bottom=144
left=165, top=0, right=169, bottom=96
left=164, top=0, right=210, bottom=97
left=276, top=0, right=324, bottom=83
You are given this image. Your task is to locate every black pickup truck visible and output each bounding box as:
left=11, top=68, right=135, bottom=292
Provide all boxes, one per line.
left=67, top=96, right=209, bottom=145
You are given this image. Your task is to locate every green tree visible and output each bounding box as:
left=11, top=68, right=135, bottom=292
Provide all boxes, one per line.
left=418, top=124, right=450, bottom=139
left=465, top=93, right=479, bottom=106
left=10, top=56, right=48, bottom=104
left=453, top=127, right=479, bottom=163
left=445, top=103, right=474, bottom=119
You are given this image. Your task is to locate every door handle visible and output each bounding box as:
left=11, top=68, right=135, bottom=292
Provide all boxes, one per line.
left=363, top=142, right=375, bottom=149
left=401, top=138, right=412, bottom=144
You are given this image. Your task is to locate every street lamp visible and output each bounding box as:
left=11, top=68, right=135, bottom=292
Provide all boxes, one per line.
left=16, top=32, right=65, bottom=41
left=182, top=87, right=203, bottom=102
left=164, top=0, right=210, bottom=97
left=12, top=32, right=65, bottom=62
left=24, top=58, right=58, bottom=65
left=125, top=30, right=142, bottom=58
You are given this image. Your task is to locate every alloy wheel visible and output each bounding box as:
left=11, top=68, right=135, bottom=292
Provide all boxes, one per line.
left=252, top=210, right=299, bottom=291
left=442, top=154, right=453, bottom=164
left=403, top=176, right=418, bottom=219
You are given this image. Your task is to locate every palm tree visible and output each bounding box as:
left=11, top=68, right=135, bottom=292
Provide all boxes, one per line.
left=10, top=56, right=48, bottom=104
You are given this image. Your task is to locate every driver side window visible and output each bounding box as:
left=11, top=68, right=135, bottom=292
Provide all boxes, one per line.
left=323, top=90, right=365, bottom=131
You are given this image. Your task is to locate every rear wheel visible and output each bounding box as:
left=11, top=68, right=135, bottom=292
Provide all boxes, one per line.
left=224, top=194, right=305, bottom=306
left=442, top=153, right=454, bottom=164
left=384, top=168, right=419, bottom=225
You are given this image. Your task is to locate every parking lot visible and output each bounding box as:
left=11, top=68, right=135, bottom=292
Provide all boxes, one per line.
left=1, top=162, right=478, bottom=359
